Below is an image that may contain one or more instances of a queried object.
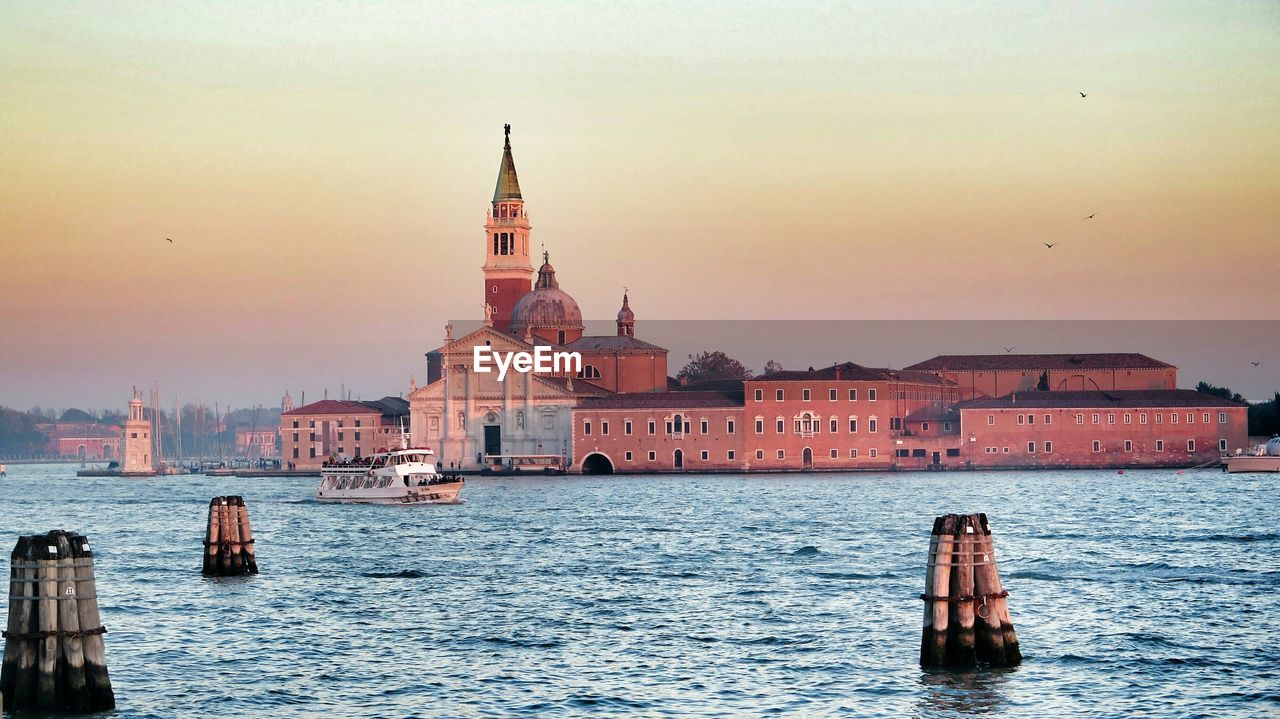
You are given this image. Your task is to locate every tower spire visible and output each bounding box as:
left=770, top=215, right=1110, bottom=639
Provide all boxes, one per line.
left=493, top=123, right=522, bottom=202
left=483, top=124, right=534, bottom=331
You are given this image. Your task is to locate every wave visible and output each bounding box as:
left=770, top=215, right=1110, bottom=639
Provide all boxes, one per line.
left=792, top=545, right=820, bottom=556
left=362, top=569, right=431, bottom=579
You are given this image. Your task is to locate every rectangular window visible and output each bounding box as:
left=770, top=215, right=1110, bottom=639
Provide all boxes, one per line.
left=338, top=431, right=344, bottom=441
left=700, top=450, right=709, bottom=461
left=896, top=449, right=910, bottom=458
left=601, top=421, right=609, bottom=436
left=1124, top=440, right=1133, bottom=452
left=1187, top=439, right=1195, bottom=452
left=849, top=389, right=857, bottom=401
left=1002, top=447, right=1010, bottom=454
left=700, top=419, right=709, bottom=434
left=1044, top=414, right=1052, bottom=425
left=947, top=448, right=961, bottom=457
left=1028, top=414, right=1035, bottom=425
left=1044, top=441, right=1053, bottom=453
left=988, top=414, right=995, bottom=426
left=869, top=448, right=878, bottom=458
left=665, top=421, right=673, bottom=434
left=292, top=420, right=299, bottom=429
left=830, top=418, right=838, bottom=433
left=1155, top=413, right=1162, bottom=424
left=1203, top=413, right=1210, bottom=424
left=1171, top=413, right=1178, bottom=424
left=849, top=418, right=858, bottom=433
left=803, top=389, right=811, bottom=401
left=1092, top=440, right=1101, bottom=452
left=648, top=451, right=656, bottom=461
left=830, top=449, right=838, bottom=459
left=1155, top=440, right=1164, bottom=452
left=1027, top=441, right=1036, bottom=454
left=1076, top=413, right=1084, bottom=424
left=944, top=422, right=952, bottom=432
left=648, top=420, right=656, bottom=434
left=776, top=389, right=784, bottom=401
left=292, top=447, right=299, bottom=459
left=354, top=419, right=361, bottom=428
left=354, top=431, right=361, bottom=441
left=1092, top=413, right=1100, bottom=424
left=625, top=451, right=633, bottom=461
left=727, top=419, right=736, bottom=434
left=777, top=450, right=785, bottom=460
left=850, top=449, right=858, bottom=458
left=755, top=419, right=764, bottom=434
left=776, top=419, right=785, bottom=433
left=337, top=446, right=344, bottom=455
left=727, top=450, right=736, bottom=461
left=310, top=432, right=316, bottom=441
left=584, top=421, right=592, bottom=435
left=1108, top=413, right=1116, bottom=425
left=292, top=432, right=299, bottom=442
left=868, top=389, right=877, bottom=401
left=625, top=420, right=633, bottom=435
left=1139, top=413, right=1147, bottom=424
left=1219, top=438, right=1227, bottom=451
left=922, top=422, right=930, bottom=432
left=829, top=389, right=837, bottom=401
left=1186, top=413, right=1194, bottom=423
left=1218, top=412, right=1227, bottom=424
left=756, top=449, right=764, bottom=460
left=1124, top=413, right=1132, bottom=425
left=755, top=389, right=764, bottom=402
left=868, top=418, right=878, bottom=433
left=309, top=447, right=316, bottom=458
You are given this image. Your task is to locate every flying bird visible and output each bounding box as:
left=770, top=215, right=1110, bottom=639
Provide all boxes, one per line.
left=1004, top=346, right=1016, bottom=353
left=166, top=238, right=173, bottom=243
left=1085, top=213, right=1096, bottom=219
left=1043, top=243, right=1056, bottom=248
left=1252, top=362, right=1261, bottom=367
left=1079, top=92, right=1087, bottom=98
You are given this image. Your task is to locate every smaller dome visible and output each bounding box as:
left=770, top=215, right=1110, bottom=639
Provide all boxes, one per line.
left=617, top=292, right=634, bottom=322
left=510, top=253, right=584, bottom=337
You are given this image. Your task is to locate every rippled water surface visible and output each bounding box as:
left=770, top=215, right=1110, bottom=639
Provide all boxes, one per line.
left=1, top=465, right=1276, bottom=718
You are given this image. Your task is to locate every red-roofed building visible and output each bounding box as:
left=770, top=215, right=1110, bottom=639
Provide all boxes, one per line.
left=280, top=397, right=409, bottom=470
left=904, top=353, right=1177, bottom=399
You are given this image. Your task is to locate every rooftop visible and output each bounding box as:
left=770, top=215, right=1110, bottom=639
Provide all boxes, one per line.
left=283, top=396, right=409, bottom=417
left=906, top=353, right=1175, bottom=372
left=957, top=390, right=1245, bottom=410
left=578, top=390, right=744, bottom=410
left=754, top=362, right=956, bottom=386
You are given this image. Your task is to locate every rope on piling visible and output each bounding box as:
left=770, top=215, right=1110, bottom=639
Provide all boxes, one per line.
left=3, top=626, right=107, bottom=640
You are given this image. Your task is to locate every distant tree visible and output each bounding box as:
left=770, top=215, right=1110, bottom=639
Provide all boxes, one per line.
left=0, top=406, right=50, bottom=457
left=1037, top=371, right=1050, bottom=391
left=1247, top=392, right=1280, bottom=436
left=1195, top=381, right=1246, bottom=404
left=678, top=351, right=753, bottom=384
left=762, top=360, right=784, bottom=375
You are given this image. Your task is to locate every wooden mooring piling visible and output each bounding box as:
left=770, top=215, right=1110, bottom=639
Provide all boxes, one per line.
left=202, top=496, right=258, bottom=576
left=921, top=513, right=1021, bottom=668
left=1, top=530, right=115, bottom=713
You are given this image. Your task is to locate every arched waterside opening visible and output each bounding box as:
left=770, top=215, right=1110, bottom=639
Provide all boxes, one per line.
left=581, top=453, right=614, bottom=475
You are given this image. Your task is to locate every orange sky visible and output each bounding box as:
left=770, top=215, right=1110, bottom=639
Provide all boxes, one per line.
left=2, top=2, right=1278, bottom=409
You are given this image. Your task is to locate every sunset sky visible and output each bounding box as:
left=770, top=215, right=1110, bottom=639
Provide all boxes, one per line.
left=2, top=1, right=1278, bottom=410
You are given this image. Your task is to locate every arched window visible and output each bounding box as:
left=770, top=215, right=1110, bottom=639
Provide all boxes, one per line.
left=576, top=365, right=602, bottom=379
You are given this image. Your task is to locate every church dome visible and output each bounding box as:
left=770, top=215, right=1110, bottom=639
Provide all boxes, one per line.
left=510, top=253, right=584, bottom=338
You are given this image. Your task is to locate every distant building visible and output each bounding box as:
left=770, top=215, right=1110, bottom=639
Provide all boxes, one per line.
left=280, top=397, right=409, bottom=470
left=121, top=390, right=154, bottom=475
left=904, top=353, right=1177, bottom=399
left=958, top=390, right=1248, bottom=469
left=235, top=428, right=279, bottom=460
left=36, top=408, right=121, bottom=460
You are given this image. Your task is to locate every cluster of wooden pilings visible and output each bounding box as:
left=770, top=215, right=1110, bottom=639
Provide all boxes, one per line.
left=202, top=496, right=258, bottom=576
left=1, top=530, right=115, bottom=713
left=921, top=513, right=1021, bottom=668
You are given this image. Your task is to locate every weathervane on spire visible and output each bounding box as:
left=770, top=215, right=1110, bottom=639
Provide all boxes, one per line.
left=504, top=123, right=511, bottom=146
left=543, top=248, right=549, bottom=264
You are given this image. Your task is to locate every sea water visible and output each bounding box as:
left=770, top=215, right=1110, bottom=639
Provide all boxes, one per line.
left=0, top=465, right=1275, bottom=718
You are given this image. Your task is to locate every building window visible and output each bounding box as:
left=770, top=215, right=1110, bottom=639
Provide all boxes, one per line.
left=309, top=447, right=316, bottom=458
left=1187, top=439, right=1195, bottom=452
left=988, top=414, right=995, bottom=426
left=755, top=389, right=763, bottom=402
left=292, top=432, right=299, bottom=442
left=1092, top=413, right=1100, bottom=424
left=850, top=449, right=858, bottom=458
left=601, top=421, right=609, bottom=435
left=868, top=389, right=877, bottom=401
left=1171, top=413, right=1179, bottom=424
left=1219, top=438, right=1227, bottom=451
left=849, top=389, right=857, bottom=401
left=1044, top=441, right=1053, bottom=453
left=1044, top=414, right=1052, bottom=425
left=756, top=449, right=764, bottom=460
left=1027, top=441, right=1035, bottom=453
left=1017, top=414, right=1024, bottom=426
left=803, top=389, right=811, bottom=401
left=829, top=389, right=837, bottom=401
left=625, top=420, right=633, bottom=435
left=625, top=451, right=633, bottom=461
left=700, top=419, right=709, bottom=434
left=576, top=365, right=602, bottom=379
left=292, top=420, right=299, bottom=429
left=897, top=448, right=910, bottom=458
left=1203, top=413, right=1210, bottom=424
left=1218, top=412, right=1227, bottom=424
left=868, top=418, right=878, bottom=433
left=557, top=330, right=566, bottom=344
left=584, top=421, right=592, bottom=435
left=665, top=421, right=673, bottom=434
left=1139, top=413, right=1147, bottom=424
left=338, top=431, right=344, bottom=441
left=830, top=418, right=839, bottom=433
left=1186, top=413, right=1194, bottom=424
left=776, top=389, right=784, bottom=401
left=1108, top=413, right=1116, bottom=424
left=922, top=422, right=930, bottom=432
left=944, top=422, right=952, bottom=431
left=648, top=451, right=656, bottom=461
left=1076, top=413, right=1084, bottom=424
left=700, top=450, right=709, bottom=461
left=1124, top=413, right=1132, bottom=424
left=829, top=449, right=838, bottom=459
left=849, top=417, right=858, bottom=433
left=727, top=450, right=735, bottom=461
left=777, top=449, right=785, bottom=460
left=354, top=431, right=361, bottom=441
left=309, top=432, right=316, bottom=441
left=1028, top=414, right=1035, bottom=425
left=869, top=448, right=878, bottom=458
left=292, top=448, right=299, bottom=459
left=755, top=418, right=764, bottom=434
left=776, top=419, right=785, bottom=433
left=1124, top=440, right=1133, bottom=452
left=1156, top=440, right=1164, bottom=452
left=727, top=419, right=736, bottom=434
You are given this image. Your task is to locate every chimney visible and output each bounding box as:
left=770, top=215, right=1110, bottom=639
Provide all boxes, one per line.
left=835, top=366, right=842, bottom=380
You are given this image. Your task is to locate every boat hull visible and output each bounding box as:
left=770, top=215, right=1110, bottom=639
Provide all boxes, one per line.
left=316, top=480, right=465, bottom=504
left=1224, top=456, right=1280, bottom=473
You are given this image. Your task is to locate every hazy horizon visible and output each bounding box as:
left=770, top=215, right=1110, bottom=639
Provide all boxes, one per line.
left=2, top=2, right=1278, bottom=410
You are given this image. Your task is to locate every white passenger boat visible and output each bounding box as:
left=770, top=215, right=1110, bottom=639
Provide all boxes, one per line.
left=1223, top=436, right=1280, bottom=473
left=315, top=440, right=464, bottom=504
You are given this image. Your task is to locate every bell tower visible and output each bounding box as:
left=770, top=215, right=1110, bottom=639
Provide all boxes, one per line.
left=483, top=124, right=534, bottom=333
